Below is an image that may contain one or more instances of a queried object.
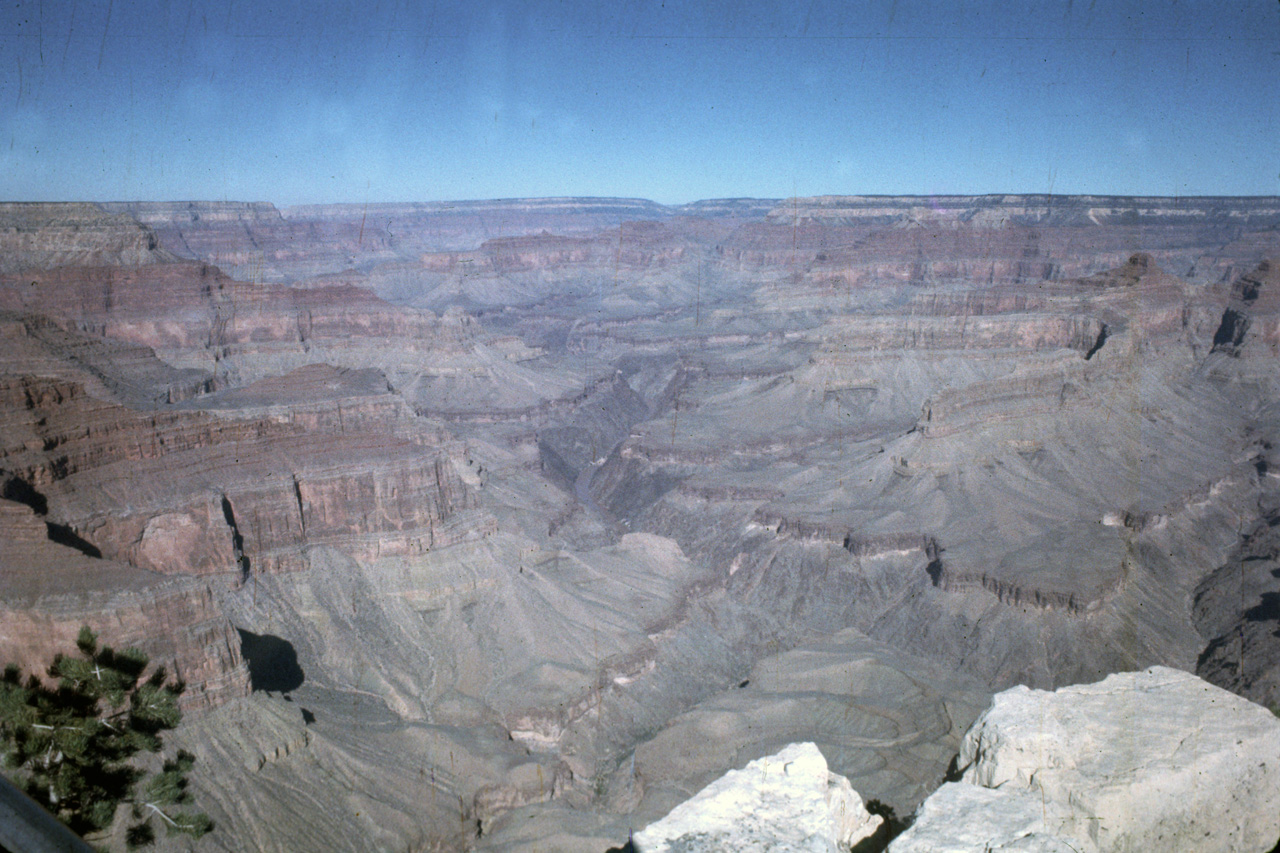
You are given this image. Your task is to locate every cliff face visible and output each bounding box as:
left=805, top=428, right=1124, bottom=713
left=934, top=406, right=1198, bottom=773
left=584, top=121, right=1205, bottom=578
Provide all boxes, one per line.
left=0, top=498, right=249, bottom=711
left=0, top=203, right=174, bottom=273
left=100, top=201, right=398, bottom=283
left=1211, top=259, right=1280, bottom=357
left=1193, top=428, right=1280, bottom=708
left=101, top=195, right=1280, bottom=302
left=0, top=357, right=475, bottom=709
left=0, top=210, right=486, bottom=717
left=0, top=368, right=474, bottom=577
left=768, top=194, right=1280, bottom=228
left=101, top=198, right=694, bottom=283
left=0, top=261, right=465, bottom=355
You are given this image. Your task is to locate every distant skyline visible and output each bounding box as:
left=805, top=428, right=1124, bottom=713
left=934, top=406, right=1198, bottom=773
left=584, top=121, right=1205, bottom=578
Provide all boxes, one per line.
left=1, top=0, right=1277, bottom=206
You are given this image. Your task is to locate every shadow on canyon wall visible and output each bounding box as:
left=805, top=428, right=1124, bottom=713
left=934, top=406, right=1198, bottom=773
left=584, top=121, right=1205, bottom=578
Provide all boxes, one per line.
left=237, top=629, right=304, bottom=693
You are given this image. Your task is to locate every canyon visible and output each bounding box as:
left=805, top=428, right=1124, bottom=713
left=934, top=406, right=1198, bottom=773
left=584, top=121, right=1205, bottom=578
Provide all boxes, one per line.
left=0, top=194, right=1278, bottom=850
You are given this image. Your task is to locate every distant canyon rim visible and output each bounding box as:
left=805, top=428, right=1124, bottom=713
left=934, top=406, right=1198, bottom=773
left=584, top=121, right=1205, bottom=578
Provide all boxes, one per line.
left=0, top=194, right=1278, bottom=851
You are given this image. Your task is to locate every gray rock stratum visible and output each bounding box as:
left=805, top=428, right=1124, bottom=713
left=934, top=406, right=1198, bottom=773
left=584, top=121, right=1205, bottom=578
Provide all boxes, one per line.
left=0, top=196, right=1278, bottom=851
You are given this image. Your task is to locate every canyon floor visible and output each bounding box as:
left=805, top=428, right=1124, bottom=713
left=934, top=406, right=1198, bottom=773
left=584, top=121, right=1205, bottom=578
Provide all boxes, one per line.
left=1, top=195, right=1279, bottom=851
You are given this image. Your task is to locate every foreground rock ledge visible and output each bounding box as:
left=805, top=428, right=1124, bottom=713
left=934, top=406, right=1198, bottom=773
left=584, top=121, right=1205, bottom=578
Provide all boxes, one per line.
left=892, top=666, right=1280, bottom=852
left=632, top=742, right=882, bottom=853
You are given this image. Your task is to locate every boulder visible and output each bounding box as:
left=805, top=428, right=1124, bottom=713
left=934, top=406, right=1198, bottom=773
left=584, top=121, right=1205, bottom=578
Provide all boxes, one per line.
left=888, top=783, right=1096, bottom=852
left=894, top=666, right=1280, bottom=852
left=632, top=742, right=882, bottom=853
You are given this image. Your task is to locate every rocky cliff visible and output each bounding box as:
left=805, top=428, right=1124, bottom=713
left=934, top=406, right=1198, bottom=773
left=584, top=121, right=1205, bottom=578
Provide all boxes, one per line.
left=0, top=203, right=175, bottom=273
left=0, top=208, right=486, bottom=722
left=768, top=194, right=1280, bottom=229
left=102, top=198, right=698, bottom=283
left=0, top=497, right=248, bottom=711
left=0, top=367, right=475, bottom=578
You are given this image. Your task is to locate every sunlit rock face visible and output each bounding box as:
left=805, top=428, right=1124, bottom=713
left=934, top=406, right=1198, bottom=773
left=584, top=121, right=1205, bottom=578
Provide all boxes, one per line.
left=0, top=197, right=1278, bottom=851
left=631, top=742, right=882, bottom=853
left=891, top=667, right=1280, bottom=853
left=635, top=668, right=1280, bottom=853
left=890, top=783, right=1095, bottom=853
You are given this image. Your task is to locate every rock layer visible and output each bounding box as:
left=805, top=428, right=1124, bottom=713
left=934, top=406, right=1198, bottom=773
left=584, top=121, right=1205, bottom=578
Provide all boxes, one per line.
left=0, top=498, right=249, bottom=710
left=0, top=203, right=173, bottom=273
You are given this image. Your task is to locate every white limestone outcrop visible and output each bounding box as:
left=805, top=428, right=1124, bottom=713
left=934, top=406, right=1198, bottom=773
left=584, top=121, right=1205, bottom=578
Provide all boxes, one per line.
left=892, top=665, right=1280, bottom=853
left=631, top=742, right=882, bottom=852
left=888, top=783, right=1097, bottom=852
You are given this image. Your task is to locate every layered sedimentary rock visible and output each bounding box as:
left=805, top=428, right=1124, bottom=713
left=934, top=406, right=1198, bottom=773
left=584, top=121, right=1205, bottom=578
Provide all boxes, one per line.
left=0, top=203, right=173, bottom=273
left=0, top=498, right=248, bottom=710
left=0, top=367, right=475, bottom=577
left=769, top=194, right=1280, bottom=229
left=2, top=196, right=1280, bottom=852
left=103, top=198, right=696, bottom=283
left=0, top=261, right=472, bottom=377
left=907, top=667, right=1280, bottom=853
left=0, top=311, right=220, bottom=406
left=0, top=206, right=486, bottom=724
left=631, top=742, right=881, bottom=853
left=99, top=201, right=398, bottom=283
left=1194, top=492, right=1280, bottom=708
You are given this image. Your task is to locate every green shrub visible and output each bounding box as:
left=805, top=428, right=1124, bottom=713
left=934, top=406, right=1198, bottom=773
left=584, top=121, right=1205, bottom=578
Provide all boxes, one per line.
left=0, top=627, right=212, bottom=848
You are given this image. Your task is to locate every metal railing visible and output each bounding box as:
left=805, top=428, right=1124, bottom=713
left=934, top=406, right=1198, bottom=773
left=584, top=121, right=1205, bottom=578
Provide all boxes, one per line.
left=0, top=773, right=95, bottom=853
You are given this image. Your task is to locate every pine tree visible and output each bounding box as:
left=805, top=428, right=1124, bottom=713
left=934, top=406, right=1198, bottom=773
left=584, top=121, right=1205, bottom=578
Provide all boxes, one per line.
left=0, top=626, right=212, bottom=848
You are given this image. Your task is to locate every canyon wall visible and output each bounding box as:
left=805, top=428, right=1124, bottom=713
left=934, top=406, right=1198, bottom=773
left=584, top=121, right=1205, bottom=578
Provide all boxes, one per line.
left=0, top=197, right=1278, bottom=851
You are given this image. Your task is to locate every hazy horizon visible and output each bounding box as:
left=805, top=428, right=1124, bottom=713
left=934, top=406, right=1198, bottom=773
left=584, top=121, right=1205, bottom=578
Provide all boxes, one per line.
left=3, top=0, right=1278, bottom=206
left=14, top=192, right=1280, bottom=211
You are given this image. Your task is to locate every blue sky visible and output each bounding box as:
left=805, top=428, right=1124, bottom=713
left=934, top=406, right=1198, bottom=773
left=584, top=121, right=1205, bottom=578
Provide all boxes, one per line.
left=1, top=1, right=1277, bottom=204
